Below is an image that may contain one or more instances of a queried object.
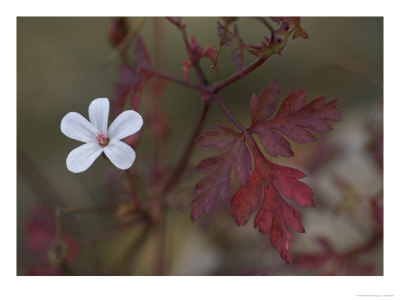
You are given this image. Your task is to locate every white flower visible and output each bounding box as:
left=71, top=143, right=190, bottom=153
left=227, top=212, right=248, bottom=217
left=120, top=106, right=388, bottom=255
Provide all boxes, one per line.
left=61, top=98, right=143, bottom=173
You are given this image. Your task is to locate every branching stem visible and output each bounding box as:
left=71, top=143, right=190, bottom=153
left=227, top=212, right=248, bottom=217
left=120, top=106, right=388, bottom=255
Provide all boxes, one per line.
left=149, top=69, right=202, bottom=91
left=211, top=56, right=269, bottom=93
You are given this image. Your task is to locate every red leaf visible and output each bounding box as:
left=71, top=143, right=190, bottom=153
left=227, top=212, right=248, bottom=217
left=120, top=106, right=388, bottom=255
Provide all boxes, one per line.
left=231, top=143, right=313, bottom=263
left=196, top=124, right=238, bottom=149
left=217, top=22, right=245, bottom=71
left=203, top=45, right=217, bottom=62
left=193, top=79, right=341, bottom=264
left=250, top=80, right=279, bottom=124
left=251, top=82, right=342, bottom=157
left=191, top=132, right=252, bottom=221
left=232, top=137, right=252, bottom=186
left=112, top=36, right=152, bottom=114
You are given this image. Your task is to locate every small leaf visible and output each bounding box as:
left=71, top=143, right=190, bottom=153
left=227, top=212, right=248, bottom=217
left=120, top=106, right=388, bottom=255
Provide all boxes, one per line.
left=191, top=134, right=251, bottom=221
left=113, top=36, right=152, bottom=112
left=231, top=47, right=244, bottom=72
left=250, top=81, right=279, bottom=124
left=251, top=82, right=341, bottom=157
left=196, top=125, right=238, bottom=149
left=254, top=127, right=293, bottom=157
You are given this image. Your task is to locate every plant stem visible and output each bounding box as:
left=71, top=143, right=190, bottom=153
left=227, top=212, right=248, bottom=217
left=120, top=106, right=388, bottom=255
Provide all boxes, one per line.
left=163, top=101, right=211, bottom=193
left=149, top=69, right=202, bottom=91
left=165, top=17, right=181, bottom=29
left=177, top=18, right=209, bottom=85
left=162, top=18, right=213, bottom=194
left=211, top=56, right=268, bottom=93
left=211, top=94, right=246, bottom=132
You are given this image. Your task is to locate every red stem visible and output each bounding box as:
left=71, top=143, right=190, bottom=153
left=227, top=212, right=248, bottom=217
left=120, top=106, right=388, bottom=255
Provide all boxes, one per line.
left=175, top=18, right=209, bottom=85
left=211, top=56, right=268, bottom=93
left=211, top=94, right=246, bottom=132
left=165, top=17, right=181, bottom=29
left=149, top=69, right=202, bottom=91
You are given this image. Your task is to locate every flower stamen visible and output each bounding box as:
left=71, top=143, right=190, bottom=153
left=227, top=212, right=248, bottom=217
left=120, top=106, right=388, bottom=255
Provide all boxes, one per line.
left=96, top=131, right=109, bottom=147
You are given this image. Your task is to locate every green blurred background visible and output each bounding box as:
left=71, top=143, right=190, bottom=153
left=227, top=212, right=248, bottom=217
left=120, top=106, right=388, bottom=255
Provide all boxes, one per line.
left=17, top=17, right=383, bottom=275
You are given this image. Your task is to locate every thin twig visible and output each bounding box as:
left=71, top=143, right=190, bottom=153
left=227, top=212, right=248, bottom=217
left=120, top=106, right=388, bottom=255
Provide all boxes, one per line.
left=211, top=94, right=246, bottom=132
left=165, top=17, right=181, bottom=29
left=149, top=69, right=203, bottom=91
left=176, top=18, right=209, bottom=85
left=211, top=56, right=269, bottom=93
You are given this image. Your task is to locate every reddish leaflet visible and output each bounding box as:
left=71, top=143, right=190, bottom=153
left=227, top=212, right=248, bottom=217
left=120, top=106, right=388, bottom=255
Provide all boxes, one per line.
left=216, top=22, right=245, bottom=71
left=181, top=36, right=218, bottom=80
left=191, top=126, right=252, bottom=220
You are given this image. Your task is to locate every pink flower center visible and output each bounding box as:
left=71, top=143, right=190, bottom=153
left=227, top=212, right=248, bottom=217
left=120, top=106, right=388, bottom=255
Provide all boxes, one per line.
left=96, top=131, right=109, bottom=147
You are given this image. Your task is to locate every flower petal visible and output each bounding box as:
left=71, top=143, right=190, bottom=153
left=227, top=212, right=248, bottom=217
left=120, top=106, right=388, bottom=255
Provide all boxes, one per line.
left=66, top=142, right=103, bottom=173
left=108, top=110, right=143, bottom=140
left=61, top=112, right=98, bottom=143
left=89, top=98, right=109, bottom=134
left=103, top=140, right=136, bottom=170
